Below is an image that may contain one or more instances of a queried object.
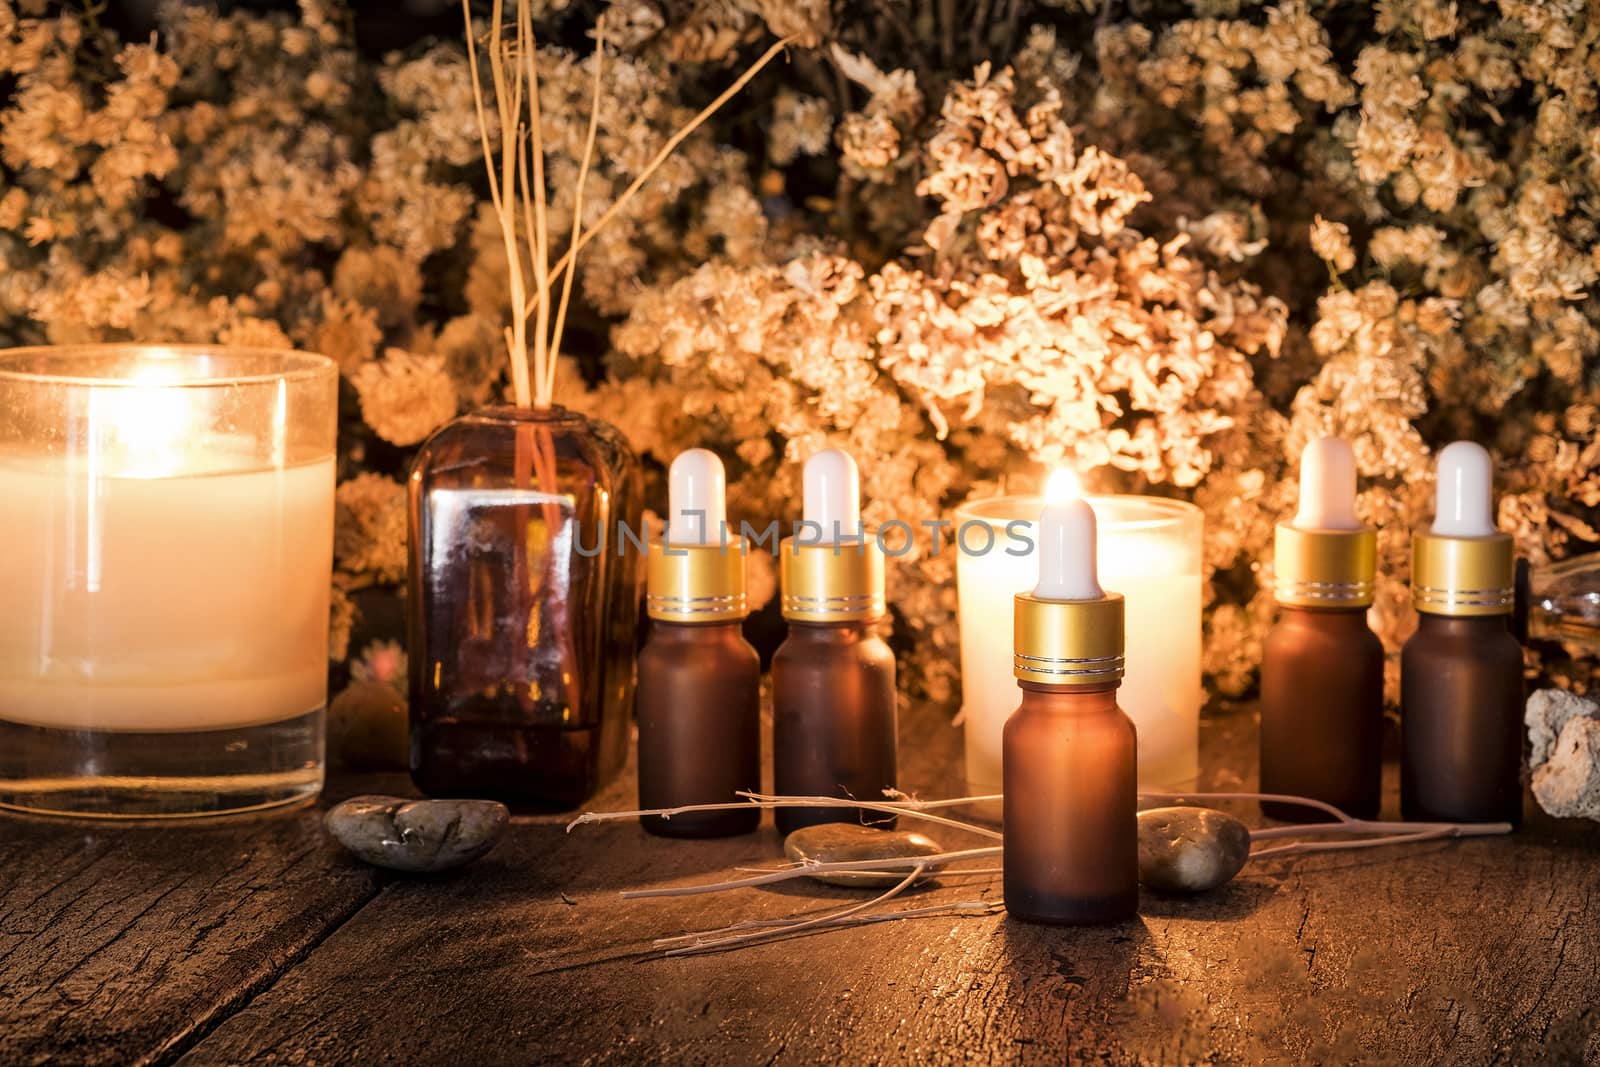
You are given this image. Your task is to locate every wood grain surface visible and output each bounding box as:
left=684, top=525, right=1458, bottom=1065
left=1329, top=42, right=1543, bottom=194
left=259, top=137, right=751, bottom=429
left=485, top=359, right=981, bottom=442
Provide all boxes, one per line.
left=2, top=702, right=1595, bottom=1066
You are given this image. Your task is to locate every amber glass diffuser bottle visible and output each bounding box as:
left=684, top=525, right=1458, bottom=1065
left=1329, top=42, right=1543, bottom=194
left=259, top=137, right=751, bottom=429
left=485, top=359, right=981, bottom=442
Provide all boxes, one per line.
left=1401, top=441, right=1523, bottom=825
left=636, top=449, right=761, bottom=837
left=1004, top=471, right=1138, bottom=926
left=772, top=449, right=897, bottom=835
left=408, top=406, right=641, bottom=809
left=1259, top=436, right=1384, bottom=821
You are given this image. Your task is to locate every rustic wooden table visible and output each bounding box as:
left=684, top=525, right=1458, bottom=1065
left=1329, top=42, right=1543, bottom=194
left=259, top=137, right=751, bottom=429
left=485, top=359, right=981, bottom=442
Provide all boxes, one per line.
left=3, top=701, right=1597, bottom=1066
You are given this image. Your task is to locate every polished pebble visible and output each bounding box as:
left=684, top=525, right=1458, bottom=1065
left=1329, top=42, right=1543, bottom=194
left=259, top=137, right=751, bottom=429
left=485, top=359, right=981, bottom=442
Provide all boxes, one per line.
left=1137, top=805, right=1252, bottom=893
left=325, top=794, right=509, bottom=872
left=784, top=822, right=945, bottom=887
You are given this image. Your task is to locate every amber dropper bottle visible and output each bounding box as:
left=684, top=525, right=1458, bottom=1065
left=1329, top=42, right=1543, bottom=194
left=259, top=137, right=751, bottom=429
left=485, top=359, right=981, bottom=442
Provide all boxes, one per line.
left=635, top=449, right=761, bottom=838
left=772, top=449, right=897, bottom=835
left=1259, top=436, right=1384, bottom=821
left=1401, top=442, right=1524, bottom=826
left=1004, top=471, right=1137, bottom=926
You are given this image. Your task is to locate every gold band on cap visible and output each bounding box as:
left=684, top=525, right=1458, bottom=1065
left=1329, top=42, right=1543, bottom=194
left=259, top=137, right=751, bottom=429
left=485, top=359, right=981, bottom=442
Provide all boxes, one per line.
left=1013, top=592, right=1125, bottom=686
left=780, top=538, right=886, bottom=622
left=646, top=539, right=747, bottom=622
left=1273, top=524, right=1377, bottom=608
left=1412, top=531, right=1514, bottom=616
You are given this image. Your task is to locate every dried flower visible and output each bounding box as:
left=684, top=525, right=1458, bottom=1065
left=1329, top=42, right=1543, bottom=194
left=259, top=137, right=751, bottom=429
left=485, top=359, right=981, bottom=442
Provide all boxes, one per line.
left=328, top=581, right=356, bottom=663
left=1, top=0, right=1590, bottom=698
left=769, top=90, right=832, bottom=165
left=334, top=472, right=408, bottom=584
left=351, top=349, right=458, bottom=446
left=1309, top=215, right=1356, bottom=273
left=350, top=638, right=408, bottom=691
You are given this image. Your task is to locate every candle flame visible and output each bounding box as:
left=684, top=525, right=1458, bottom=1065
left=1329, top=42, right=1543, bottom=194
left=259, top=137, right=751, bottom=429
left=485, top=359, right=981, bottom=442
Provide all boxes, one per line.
left=1044, top=467, right=1081, bottom=505
left=90, top=360, right=198, bottom=478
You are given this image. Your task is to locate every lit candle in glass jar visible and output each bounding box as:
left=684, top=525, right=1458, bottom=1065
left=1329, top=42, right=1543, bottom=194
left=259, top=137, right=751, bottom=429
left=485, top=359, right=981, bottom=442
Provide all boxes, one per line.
left=955, top=480, right=1203, bottom=804
left=0, top=345, right=337, bottom=818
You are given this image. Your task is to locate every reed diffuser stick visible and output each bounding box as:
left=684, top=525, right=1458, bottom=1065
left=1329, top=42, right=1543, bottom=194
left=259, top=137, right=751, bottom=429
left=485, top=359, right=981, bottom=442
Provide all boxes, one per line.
left=463, top=0, right=794, bottom=405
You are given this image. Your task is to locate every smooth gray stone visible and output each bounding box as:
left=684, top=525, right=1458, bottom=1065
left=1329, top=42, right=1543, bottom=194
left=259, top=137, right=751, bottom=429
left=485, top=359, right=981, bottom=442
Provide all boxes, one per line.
left=1137, top=806, right=1252, bottom=893
left=783, top=823, right=944, bottom=887
left=325, top=795, right=509, bottom=872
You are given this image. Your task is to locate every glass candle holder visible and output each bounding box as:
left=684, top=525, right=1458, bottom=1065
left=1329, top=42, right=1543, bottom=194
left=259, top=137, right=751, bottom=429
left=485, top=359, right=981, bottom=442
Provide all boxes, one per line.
left=955, top=494, right=1204, bottom=804
left=0, top=345, right=337, bottom=818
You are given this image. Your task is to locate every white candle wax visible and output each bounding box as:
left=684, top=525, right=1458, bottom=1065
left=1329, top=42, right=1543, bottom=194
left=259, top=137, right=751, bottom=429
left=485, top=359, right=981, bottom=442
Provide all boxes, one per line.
left=955, top=494, right=1203, bottom=798
left=0, top=453, right=334, bottom=733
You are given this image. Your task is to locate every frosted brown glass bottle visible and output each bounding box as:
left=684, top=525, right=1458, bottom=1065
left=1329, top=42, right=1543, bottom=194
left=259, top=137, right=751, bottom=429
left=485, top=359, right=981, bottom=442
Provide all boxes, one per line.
left=1401, top=442, right=1523, bottom=825
left=637, top=619, right=761, bottom=837
left=772, top=619, right=898, bottom=834
left=1004, top=679, right=1138, bottom=925
left=1004, top=482, right=1136, bottom=926
left=1259, top=606, right=1385, bottom=820
left=772, top=448, right=896, bottom=835
left=636, top=449, right=760, bottom=837
left=1401, top=616, right=1523, bottom=824
left=1259, top=437, right=1382, bottom=822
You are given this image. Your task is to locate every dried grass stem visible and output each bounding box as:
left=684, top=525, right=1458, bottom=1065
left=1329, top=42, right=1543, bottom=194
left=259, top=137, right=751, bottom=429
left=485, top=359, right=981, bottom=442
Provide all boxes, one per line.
left=462, top=2, right=793, bottom=406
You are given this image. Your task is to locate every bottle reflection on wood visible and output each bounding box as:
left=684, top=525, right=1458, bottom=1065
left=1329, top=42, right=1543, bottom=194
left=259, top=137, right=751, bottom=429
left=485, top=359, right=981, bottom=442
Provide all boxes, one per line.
left=407, top=406, right=641, bottom=810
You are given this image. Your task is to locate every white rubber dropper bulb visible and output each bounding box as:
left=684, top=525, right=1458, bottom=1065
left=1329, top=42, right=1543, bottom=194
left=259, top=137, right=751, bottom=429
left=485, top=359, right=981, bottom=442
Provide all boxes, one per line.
left=803, top=448, right=862, bottom=543
left=667, top=448, right=725, bottom=546
left=1431, top=441, right=1497, bottom=537
left=800, top=447, right=864, bottom=543
left=1292, top=436, right=1361, bottom=530
left=1034, top=469, right=1104, bottom=601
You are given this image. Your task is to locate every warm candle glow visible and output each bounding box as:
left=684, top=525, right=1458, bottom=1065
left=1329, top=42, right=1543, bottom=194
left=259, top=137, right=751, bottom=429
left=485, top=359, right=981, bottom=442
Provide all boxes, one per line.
left=91, top=363, right=197, bottom=479
left=0, top=349, right=334, bottom=734
left=1044, top=467, right=1080, bottom=505
left=956, top=492, right=1204, bottom=800
left=0, top=345, right=338, bottom=817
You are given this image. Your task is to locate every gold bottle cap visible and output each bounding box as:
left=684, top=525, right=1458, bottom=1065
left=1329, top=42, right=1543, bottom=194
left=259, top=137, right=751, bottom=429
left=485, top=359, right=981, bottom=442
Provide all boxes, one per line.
left=646, top=539, right=748, bottom=622
left=1273, top=524, right=1377, bottom=608
left=1013, top=592, right=1125, bottom=686
left=1412, top=531, right=1514, bottom=616
left=779, top=538, right=886, bottom=622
